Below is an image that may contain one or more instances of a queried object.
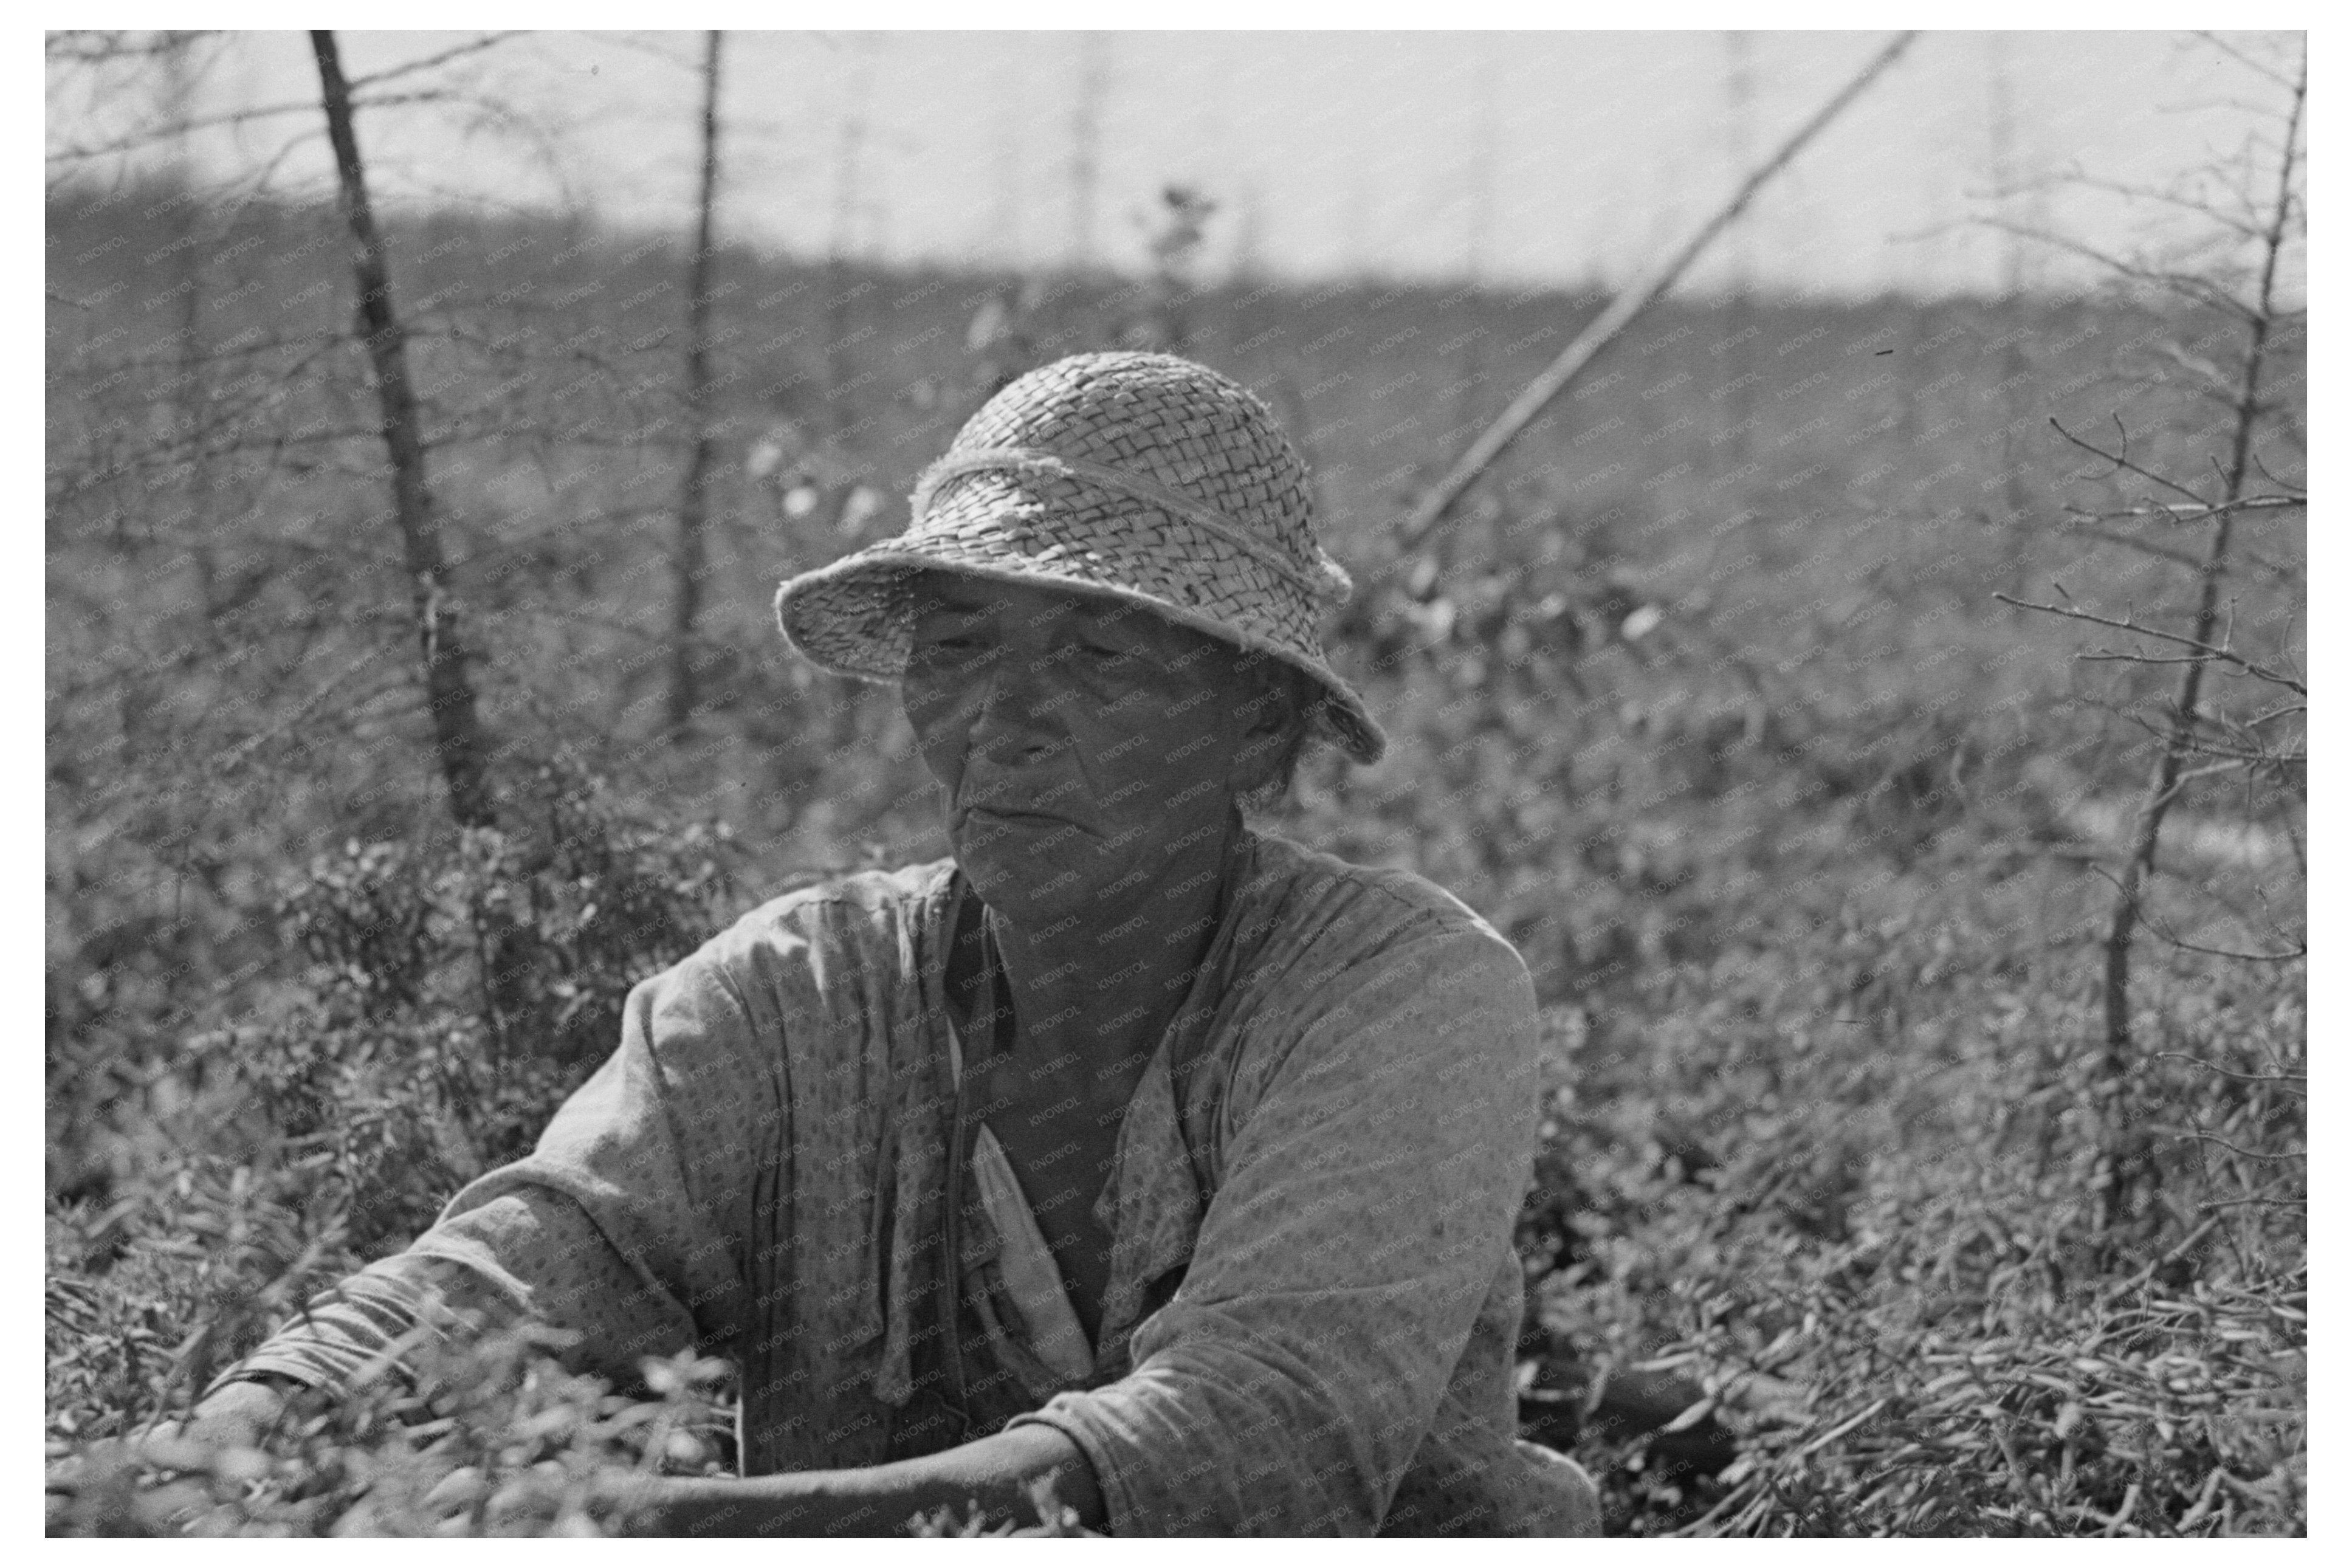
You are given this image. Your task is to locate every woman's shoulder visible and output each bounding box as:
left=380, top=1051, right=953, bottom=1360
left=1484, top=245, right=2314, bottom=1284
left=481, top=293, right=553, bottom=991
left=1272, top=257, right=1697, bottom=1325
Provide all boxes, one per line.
left=734, top=856, right=954, bottom=926
left=1239, top=830, right=1515, bottom=950
left=673, top=858, right=958, bottom=1000
left=1215, top=833, right=1540, bottom=1118
left=1227, top=831, right=1534, bottom=1027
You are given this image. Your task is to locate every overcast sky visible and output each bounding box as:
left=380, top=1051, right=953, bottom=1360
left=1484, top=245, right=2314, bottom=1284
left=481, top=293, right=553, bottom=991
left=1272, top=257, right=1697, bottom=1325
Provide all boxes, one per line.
left=49, top=29, right=2304, bottom=298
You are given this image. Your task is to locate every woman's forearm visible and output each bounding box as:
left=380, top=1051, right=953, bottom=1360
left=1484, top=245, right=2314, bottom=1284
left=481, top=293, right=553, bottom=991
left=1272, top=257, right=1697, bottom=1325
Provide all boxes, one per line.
left=639, top=1423, right=1107, bottom=1537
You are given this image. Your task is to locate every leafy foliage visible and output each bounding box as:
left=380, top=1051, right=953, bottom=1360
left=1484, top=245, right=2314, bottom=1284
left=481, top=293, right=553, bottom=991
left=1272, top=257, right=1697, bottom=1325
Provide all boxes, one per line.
left=47, top=148, right=2300, bottom=1534
left=49, top=1330, right=736, bottom=1538
left=49, top=762, right=742, bottom=1490
left=1518, top=867, right=2304, bottom=1536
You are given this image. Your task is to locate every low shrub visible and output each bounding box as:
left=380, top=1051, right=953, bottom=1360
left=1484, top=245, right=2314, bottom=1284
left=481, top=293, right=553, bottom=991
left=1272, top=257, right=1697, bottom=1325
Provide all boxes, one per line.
left=1517, top=850, right=2306, bottom=1537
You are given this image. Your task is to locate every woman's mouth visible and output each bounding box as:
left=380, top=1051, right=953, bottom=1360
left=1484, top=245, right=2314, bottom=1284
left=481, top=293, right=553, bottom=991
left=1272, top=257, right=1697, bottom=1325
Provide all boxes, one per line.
left=960, top=803, right=1092, bottom=839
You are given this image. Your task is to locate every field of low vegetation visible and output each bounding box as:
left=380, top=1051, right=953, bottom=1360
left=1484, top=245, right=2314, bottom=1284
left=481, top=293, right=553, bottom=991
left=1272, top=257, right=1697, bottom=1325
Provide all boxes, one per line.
left=47, top=49, right=2303, bottom=1533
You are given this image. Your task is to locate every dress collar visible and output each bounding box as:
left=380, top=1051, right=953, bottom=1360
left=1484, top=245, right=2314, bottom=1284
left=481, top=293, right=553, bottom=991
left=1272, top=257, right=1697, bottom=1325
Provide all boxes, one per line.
left=926, top=830, right=1266, bottom=1379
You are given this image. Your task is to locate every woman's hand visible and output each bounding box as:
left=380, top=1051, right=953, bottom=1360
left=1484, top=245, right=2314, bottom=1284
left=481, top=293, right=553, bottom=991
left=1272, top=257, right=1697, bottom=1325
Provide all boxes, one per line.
left=593, top=1425, right=1105, bottom=1537
left=182, top=1378, right=295, bottom=1449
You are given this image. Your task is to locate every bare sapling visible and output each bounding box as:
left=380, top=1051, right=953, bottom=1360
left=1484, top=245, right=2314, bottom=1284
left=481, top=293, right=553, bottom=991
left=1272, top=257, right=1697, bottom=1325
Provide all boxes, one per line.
left=310, top=29, right=497, bottom=830
left=1994, top=35, right=2305, bottom=1236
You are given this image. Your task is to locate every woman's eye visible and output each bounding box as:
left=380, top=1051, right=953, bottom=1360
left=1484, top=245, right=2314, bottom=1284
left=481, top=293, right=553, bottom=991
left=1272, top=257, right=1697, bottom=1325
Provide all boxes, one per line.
left=919, top=633, right=984, bottom=656
left=1080, top=639, right=1149, bottom=669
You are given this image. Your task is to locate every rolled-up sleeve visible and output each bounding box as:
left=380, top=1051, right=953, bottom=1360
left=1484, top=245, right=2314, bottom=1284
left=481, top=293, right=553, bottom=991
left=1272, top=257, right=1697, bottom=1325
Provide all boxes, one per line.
left=1008, top=918, right=1541, bottom=1535
left=212, top=949, right=777, bottom=1401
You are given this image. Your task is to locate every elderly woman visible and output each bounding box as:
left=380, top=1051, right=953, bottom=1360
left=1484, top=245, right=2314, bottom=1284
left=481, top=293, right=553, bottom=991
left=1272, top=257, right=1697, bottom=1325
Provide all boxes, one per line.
left=187, top=352, right=1599, bottom=1536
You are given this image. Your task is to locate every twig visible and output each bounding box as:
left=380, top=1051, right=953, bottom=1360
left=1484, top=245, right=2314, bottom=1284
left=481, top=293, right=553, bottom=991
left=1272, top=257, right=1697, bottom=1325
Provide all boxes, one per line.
left=1791, top=1397, right=1890, bottom=1460
left=202, top=638, right=401, bottom=781
left=2131, top=898, right=2303, bottom=963
left=2057, top=525, right=2209, bottom=571
left=2050, top=416, right=2226, bottom=512
left=1979, top=218, right=2256, bottom=322
left=2055, top=171, right=2268, bottom=241
left=1676, top=1477, right=1762, bottom=1538
left=1992, top=593, right=2305, bottom=694
left=2099, top=1482, right=2142, bottom=1537
left=2079, top=650, right=2237, bottom=673
left=2247, top=449, right=2303, bottom=498
left=345, top=32, right=521, bottom=91
left=2065, top=496, right=2303, bottom=524
left=46, top=90, right=464, bottom=165
left=2156, top=1129, right=2303, bottom=1163
left=1987, top=1418, right=2039, bottom=1513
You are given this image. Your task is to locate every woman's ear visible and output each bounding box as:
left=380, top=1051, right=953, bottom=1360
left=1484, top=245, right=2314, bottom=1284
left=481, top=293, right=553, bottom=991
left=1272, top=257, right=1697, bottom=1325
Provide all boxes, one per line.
left=1229, top=716, right=1282, bottom=796
left=1225, top=664, right=1305, bottom=799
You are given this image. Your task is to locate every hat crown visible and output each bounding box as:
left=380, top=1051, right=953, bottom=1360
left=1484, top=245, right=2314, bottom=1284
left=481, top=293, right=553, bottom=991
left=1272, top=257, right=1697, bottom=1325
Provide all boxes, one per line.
left=947, top=352, right=1318, bottom=562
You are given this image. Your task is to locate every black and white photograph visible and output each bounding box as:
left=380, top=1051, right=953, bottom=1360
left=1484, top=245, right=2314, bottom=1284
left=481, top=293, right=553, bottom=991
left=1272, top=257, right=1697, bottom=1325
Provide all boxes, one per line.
left=43, top=18, right=2309, bottom=1540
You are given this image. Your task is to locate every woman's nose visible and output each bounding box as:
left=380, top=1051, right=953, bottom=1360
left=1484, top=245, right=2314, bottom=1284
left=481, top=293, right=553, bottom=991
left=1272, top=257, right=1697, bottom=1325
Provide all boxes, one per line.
left=971, top=655, right=1063, bottom=760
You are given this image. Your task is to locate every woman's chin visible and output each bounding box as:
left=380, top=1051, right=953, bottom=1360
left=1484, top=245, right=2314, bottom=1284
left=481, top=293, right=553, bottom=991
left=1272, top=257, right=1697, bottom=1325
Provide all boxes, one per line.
left=953, top=839, right=1099, bottom=927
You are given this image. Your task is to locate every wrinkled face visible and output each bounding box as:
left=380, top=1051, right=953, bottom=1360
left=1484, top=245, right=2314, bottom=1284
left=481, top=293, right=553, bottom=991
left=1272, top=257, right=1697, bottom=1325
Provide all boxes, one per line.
left=901, top=571, right=1273, bottom=931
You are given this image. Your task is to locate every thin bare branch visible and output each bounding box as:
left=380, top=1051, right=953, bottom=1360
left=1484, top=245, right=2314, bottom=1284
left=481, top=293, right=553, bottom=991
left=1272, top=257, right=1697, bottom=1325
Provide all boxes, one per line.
left=2172, top=740, right=2303, bottom=769
left=582, top=32, right=712, bottom=72
left=47, top=91, right=470, bottom=166
left=203, top=634, right=403, bottom=780
left=2050, top=417, right=2218, bottom=512
left=2080, top=651, right=2233, bottom=673
left=2147, top=343, right=2256, bottom=411
left=45, top=30, right=154, bottom=64
left=2151, top=1052, right=2305, bottom=1088
left=2058, top=171, right=2268, bottom=241
left=2057, top=526, right=2207, bottom=571
left=2116, top=700, right=2299, bottom=766
left=2246, top=450, right=2305, bottom=498
left=2065, top=495, right=2303, bottom=526
left=1979, top=217, right=2257, bottom=322
left=2137, top=912, right=2305, bottom=964
left=345, top=32, right=523, bottom=92
left=1993, top=594, right=2306, bottom=695
left=2158, top=1129, right=2303, bottom=1163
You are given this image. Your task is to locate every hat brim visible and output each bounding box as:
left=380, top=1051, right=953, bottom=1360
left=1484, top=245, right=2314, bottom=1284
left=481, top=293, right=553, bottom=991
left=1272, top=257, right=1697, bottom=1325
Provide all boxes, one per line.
left=775, top=534, right=1387, bottom=766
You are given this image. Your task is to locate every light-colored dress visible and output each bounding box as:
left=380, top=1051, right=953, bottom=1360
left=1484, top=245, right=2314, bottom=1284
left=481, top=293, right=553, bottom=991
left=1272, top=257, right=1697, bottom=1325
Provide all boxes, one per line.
left=217, top=830, right=1600, bottom=1535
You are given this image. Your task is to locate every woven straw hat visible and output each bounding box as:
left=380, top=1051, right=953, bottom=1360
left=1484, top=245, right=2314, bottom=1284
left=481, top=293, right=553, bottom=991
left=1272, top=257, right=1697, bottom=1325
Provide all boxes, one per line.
left=774, top=351, right=1386, bottom=764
